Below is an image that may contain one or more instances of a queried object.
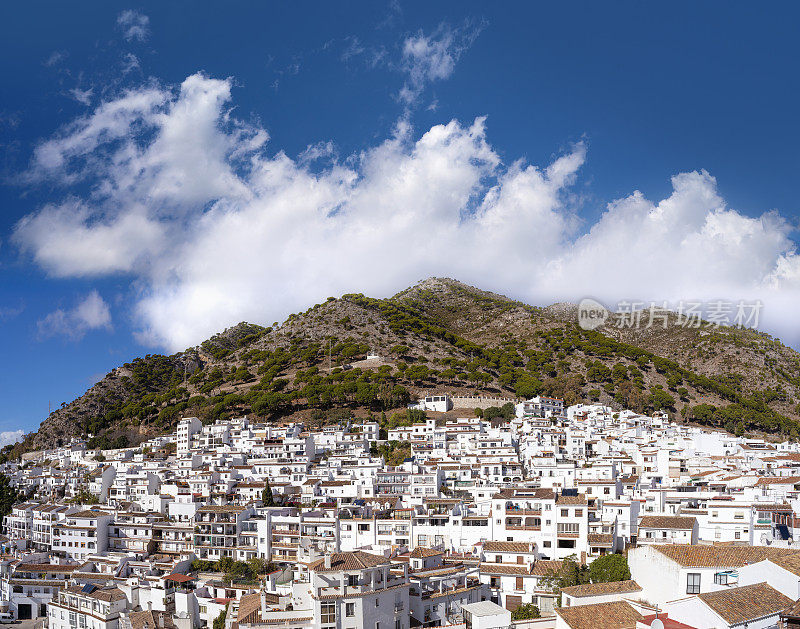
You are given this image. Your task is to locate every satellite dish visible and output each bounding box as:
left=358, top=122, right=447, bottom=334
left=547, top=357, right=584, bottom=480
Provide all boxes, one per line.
left=650, top=619, right=664, bottom=629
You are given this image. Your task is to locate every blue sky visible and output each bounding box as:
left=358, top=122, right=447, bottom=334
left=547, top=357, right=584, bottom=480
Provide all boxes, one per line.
left=1, top=1, right=799, bottom=438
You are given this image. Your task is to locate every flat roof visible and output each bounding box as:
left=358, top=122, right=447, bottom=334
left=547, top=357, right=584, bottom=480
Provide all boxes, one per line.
left=461, top=601, right=508, bottom=617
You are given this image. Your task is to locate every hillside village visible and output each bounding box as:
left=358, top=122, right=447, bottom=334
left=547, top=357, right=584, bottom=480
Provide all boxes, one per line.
left=2, top=392, right=800, bottom=629
left=5, top=1, right=800, bottom=628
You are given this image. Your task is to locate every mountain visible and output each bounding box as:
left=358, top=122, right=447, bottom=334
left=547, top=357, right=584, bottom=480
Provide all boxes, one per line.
left=8, top=277, right=800, bottom=458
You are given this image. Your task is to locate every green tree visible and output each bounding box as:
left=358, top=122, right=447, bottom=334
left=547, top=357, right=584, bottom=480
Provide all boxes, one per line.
left=217, top=556, right=235, bottom=575
left=511, top=604, right=540, bottom=620
left=0, top=474, right=18, bottom=517
left=541, top=555, right=589, bottom=604
left=649, top=387, right=676, bottom=411
left=588, top=553, right=631, bottom=583
left=262, top=482, right=275, bottom=507
left=190, top=559, right=216, bottom=572
left=515, top=374, right=543, bottom=399
left=66, top=487, right=99, bottom=505
left=212, top=610, right=226, bottom=629
left=247, top=557, right=278, bottom=577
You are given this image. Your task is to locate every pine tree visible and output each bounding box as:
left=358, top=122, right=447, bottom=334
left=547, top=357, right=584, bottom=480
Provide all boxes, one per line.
left=262, top=482, right=275, bottom=507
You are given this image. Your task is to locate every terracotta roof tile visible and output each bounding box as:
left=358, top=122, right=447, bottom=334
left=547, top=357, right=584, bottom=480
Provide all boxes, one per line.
left=530, top=560, right=564, bottom=576
left=653, top=544, right=795, bottom=568
left=482, top=541, right=534, bottom=554
left=128, top=610, right=176, bottom=629
left=308, top=551, right=390, bottom=573
left=561, top=579, right=641, bottom=598
left=409, top=547, right=443, bottom=558
left=639, top=516, right=696, bottom=530
left=557, top=494, right=588, bottom=505
left=478, top=563, right=531, bottom=576
left=587, top=534, right=614, bottom=547
left=767, top=551, right=800, bottom=577
left=555, top=600, right=642, bottom=629
left=698, top=582, right=792, bottom=624
left=237, top=593, right=263, bottom=625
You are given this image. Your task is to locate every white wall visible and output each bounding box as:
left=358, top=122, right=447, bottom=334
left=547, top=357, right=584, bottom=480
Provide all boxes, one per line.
left=738, top=559, right=800, bottom=600
left=662, top=596, right=724, bottom=628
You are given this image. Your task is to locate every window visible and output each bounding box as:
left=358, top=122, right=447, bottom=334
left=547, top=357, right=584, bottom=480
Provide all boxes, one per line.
left=560, top=509, right=569, bottom=517
left=375, top=597, right=380, bottom=607
left=735, top=531, right=741, bottom=540
left=515, top=577, right=524, bottom=590
left=348, top=575, right=359, bottom=587
left=574, top=509, right=583, bottom=517
left=714, top=572, right=730, bottom=585
left=345, top=603, right=355, bottom=617
left=320, top=601, right=336, bottom=624
left=687, top=573, right=700, bottom=594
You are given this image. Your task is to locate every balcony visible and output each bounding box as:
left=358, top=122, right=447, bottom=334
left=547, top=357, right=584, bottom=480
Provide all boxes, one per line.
left=317, top=585, right=370, bottom=597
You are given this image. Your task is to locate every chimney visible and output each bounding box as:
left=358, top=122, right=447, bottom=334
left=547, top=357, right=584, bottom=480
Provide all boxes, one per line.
left=260, top=590, right=267, bottom=615
left=323, top=554, right=331, bottom=570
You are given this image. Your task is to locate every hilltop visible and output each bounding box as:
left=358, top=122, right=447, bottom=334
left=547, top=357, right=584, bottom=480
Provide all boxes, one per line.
left=8, top=278, right=800, bottom=456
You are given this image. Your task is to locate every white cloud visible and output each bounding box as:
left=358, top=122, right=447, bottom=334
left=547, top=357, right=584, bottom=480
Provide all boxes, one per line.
left=117, top=10, right=150, bottom=42
left=14, top=73, right=800, bottom=352
left=0, top=431, right=25, bottom=448
left=69, top=87, right=93, bottom=106
left=44, top=50, right=67, bottom=67
left=399, top=22, right=483, bottom=106
left=37, top=291, right=112, bottom=341
left=341, top=37, right=365, bottom=62
left=121, top=53, right=141, bottom=74
left=0, top=302, right=24, bottom=321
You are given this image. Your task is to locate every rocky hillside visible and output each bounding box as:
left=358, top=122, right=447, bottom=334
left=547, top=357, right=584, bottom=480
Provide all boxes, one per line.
left=8, top=278, right=800, bottom=457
